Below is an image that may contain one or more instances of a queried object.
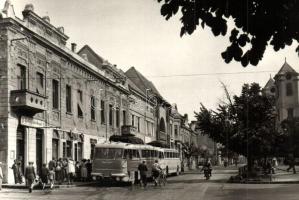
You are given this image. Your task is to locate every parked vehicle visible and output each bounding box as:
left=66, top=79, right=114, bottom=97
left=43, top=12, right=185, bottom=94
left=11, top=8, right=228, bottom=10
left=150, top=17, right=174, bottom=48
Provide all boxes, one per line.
left=91, top=142, right=181, bottom=184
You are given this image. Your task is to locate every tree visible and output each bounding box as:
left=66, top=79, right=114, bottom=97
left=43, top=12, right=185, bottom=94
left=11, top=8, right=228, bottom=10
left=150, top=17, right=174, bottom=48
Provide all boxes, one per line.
left=157, top=0, right=299, bottom=66
left=195, top=83, right=284, bottom=171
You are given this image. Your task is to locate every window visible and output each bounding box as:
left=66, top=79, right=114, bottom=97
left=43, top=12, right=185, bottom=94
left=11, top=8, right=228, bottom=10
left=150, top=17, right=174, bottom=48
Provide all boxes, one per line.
left=287, top=108, right=294, bottom=119
left=286, top=83, right=293, bottom=96
left=137, top=117, right=140, bottom=132
left=116, top=108, right=120, bottom=127
left=101, top=100, right=105, bottom=124
left=77, top=90, right=83, bottom=118
left=36, top=72, right=44, bottom=94
left=131, top=114, right=135, bottom=127
left=91, top=96, right=96, bottom=121
left=123, top=110, right=126, bottom=125
left=52, top=79, right=59, bottom=109
left=174, top=125, right=178, bottom=135
left=109, top=104, right=113, bottom=126
left=66, top=85, right=72, bottom=113
left=17, top=65, right=26, bottom=90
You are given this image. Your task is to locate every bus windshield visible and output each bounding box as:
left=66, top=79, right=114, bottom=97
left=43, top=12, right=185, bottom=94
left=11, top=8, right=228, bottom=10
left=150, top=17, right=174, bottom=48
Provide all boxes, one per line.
left=94, top=148, right=123, bottom=159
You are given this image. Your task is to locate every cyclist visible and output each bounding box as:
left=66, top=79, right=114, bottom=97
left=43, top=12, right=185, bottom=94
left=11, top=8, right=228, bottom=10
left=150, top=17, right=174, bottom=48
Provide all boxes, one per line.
left=152, top=160, right=162, bottom=186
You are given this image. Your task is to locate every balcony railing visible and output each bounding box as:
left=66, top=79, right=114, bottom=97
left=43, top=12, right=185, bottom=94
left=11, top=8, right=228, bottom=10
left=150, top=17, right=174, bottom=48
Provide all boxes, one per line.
left=10, top=89, right=47, bottom=115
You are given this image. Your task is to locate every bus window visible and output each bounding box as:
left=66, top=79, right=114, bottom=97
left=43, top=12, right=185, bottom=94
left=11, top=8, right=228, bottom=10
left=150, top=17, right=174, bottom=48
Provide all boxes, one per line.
left=142, top=150, right=147, bottom=158
left=123, top=149, right=129, bottom=159
left=94, top=148, right=123, bottom=159
left=159, top=152, right=164, bottom=159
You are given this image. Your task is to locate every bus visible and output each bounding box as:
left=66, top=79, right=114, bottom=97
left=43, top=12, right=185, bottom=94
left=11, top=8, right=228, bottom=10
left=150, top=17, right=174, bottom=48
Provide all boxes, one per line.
left=91, top=142, right=164, bottom=183
left=162, top=148, right=181, bottom=176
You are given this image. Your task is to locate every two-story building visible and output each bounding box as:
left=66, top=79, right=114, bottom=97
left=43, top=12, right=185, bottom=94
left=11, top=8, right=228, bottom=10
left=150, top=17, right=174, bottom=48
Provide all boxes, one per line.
left=0, top=3, right=129, bottom=183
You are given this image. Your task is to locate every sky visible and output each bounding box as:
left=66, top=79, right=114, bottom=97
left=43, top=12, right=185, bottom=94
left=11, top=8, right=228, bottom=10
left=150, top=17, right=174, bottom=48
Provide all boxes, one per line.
left=5, top=0, right=299, bottom=120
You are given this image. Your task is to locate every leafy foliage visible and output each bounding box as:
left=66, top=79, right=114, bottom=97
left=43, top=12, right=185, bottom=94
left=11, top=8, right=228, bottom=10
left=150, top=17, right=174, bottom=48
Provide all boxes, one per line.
left=195, top=83, right=284, bottom=165
left=157, top=0, right=299, bottom=66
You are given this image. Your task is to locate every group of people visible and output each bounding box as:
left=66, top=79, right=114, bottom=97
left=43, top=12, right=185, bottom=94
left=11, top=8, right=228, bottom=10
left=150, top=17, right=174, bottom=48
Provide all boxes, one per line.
left=47, top=158, right=93, bottom=185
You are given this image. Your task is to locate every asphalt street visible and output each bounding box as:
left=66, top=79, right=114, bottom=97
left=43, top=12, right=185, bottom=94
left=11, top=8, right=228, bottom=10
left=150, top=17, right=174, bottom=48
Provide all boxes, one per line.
left=1, top=170, right=299, bottom=200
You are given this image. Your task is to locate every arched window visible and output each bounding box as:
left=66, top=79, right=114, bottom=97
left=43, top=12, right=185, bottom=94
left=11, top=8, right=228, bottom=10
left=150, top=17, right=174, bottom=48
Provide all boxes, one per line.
left=160, top=118, right=166, bottom=132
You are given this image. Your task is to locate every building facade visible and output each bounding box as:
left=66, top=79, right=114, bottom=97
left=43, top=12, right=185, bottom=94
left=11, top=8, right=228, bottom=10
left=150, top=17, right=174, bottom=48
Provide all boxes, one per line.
left=0, top=4, right=130, bottom=183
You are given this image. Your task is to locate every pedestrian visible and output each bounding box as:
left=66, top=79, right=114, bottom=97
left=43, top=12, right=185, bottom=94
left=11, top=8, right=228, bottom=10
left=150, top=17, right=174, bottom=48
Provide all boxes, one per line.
left=40, top=163, right=49, bottom=190
left=10, top=159, right=22, bottom=184
left=48, top=157, right=57, bottom=171
left=152, top=160, right=162, bottom=186
left=75, top=161, right=81, bottom=181
left=55, top=159, right=63, bottom=184
left=81, top=160, right=87, bottom=182
left=287, top=157, right=296, bottom=174
left=62, top=158, right=68, bottom=182
left=138, top=160, right=148, bottom=187
left=86, top=159, right=92, bottom=181
left=0, top=162, right=3, bottom=191
left=48, top=168, right=55, bottom=190
left=67, top=158, right=75, bottom=185
left=24, top=161, right=36, bottom=193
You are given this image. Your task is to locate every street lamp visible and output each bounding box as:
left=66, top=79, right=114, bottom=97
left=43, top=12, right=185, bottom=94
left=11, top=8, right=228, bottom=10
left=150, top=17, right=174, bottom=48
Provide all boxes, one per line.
left=145, top=88, right=151, bottom=142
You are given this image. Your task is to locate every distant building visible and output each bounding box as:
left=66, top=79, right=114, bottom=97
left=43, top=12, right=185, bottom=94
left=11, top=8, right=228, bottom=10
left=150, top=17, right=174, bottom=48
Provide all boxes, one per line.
left=273, top=61, right=299, bottom=122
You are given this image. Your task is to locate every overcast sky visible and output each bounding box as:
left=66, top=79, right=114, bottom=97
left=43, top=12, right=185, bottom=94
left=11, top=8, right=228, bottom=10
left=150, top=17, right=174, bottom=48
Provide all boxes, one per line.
left=6, top=0, right=299, bottom=120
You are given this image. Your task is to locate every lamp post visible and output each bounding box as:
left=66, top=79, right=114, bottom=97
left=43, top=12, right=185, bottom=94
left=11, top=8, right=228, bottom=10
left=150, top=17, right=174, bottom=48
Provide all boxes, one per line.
left=145, top=88, right=151, bottom=143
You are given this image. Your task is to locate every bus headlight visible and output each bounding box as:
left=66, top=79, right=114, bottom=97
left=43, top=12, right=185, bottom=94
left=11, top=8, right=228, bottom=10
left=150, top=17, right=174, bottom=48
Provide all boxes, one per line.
left=116, top=177, right=120, bottom=181
left=122, top=176, right=129, bottom=182
left=92, top=176, right=97, bottom=181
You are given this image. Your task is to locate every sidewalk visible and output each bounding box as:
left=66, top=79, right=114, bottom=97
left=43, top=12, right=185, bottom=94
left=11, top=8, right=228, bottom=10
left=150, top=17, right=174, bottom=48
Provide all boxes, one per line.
left=231, top=165, right=299, bottom=184
left=2, top=181, right=94, bottom=189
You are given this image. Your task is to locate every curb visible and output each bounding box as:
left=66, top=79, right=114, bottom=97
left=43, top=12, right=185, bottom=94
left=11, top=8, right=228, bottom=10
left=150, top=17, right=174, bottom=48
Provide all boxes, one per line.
left=2, top=182, right=94, bottom=189
left=228, top=180, right=299, bottom=184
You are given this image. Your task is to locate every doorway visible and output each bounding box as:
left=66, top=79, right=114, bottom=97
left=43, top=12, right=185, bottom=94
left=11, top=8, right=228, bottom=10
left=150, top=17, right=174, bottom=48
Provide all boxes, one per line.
left=16, top=126, right=25, bottom=174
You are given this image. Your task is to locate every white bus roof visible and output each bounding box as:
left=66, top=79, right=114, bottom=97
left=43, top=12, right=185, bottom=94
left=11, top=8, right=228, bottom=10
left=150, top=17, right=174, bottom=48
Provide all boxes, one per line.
left=95, top=142, right=163, bottom=150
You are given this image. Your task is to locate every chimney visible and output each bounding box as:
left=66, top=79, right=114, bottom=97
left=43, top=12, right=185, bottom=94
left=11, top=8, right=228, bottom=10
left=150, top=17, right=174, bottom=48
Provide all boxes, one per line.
left=42, top=16, right=50, bottom=23
left=71, top=43, right=77, bottom=53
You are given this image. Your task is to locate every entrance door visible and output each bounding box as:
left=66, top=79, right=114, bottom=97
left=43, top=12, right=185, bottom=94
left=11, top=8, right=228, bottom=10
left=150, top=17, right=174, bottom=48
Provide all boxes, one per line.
left=16, top=127, right=25, bottom=174
left=36, top=129, right=43, bottom=175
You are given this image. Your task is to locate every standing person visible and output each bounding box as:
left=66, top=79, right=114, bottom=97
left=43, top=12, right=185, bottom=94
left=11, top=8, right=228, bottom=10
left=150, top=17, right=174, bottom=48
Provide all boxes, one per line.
left=75, top=161, right=81, bottom=181
left=55, top=159, right=63, bottom=184
left=40, top=163, right=49, bottom=190
left=80, top=160, right=87, bottom=182
left=48, top=158, right=56, bottom=171
left=0, top=162, right=3, bottom=191
left=86, top=159, right=92, bottom=181
left=287, top=157, right=296, bottom=174
left=138, top=161, right=148, bottom=187
left=24, top=161, right=36, bottom=193
left=67, top=159, right=75, bottom=185
left=11, top=160, right=22, bottom=184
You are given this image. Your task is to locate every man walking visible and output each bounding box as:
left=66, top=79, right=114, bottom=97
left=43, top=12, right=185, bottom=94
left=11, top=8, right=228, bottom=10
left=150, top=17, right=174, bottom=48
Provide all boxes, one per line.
left=25, top=161, right=36, bottom=193
left=138, top=161, right=148, bottom=187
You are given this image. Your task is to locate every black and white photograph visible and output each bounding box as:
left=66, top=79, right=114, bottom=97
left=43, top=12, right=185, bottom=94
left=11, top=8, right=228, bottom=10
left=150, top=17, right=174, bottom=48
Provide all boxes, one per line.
left=1, top=0, right=299, bottom=199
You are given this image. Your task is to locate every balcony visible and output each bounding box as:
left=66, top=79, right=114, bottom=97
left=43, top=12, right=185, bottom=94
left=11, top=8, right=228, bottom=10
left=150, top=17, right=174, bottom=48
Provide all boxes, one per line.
left=10, top=89, right=47, bottom=115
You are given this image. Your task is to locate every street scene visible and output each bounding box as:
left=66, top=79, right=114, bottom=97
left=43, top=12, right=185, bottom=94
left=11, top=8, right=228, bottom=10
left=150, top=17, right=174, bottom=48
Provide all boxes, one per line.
left=1, top=0, right=299, bottom=199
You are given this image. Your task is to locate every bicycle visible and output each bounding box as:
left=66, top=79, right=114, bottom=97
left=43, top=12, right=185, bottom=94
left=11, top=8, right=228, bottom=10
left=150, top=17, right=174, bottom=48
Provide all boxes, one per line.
left=158, top=169, right=167, bottom=186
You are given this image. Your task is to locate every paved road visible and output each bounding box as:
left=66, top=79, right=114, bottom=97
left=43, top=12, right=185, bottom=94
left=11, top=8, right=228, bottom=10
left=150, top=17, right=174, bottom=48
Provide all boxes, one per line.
left=1, top=170, right=299, bottom=200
